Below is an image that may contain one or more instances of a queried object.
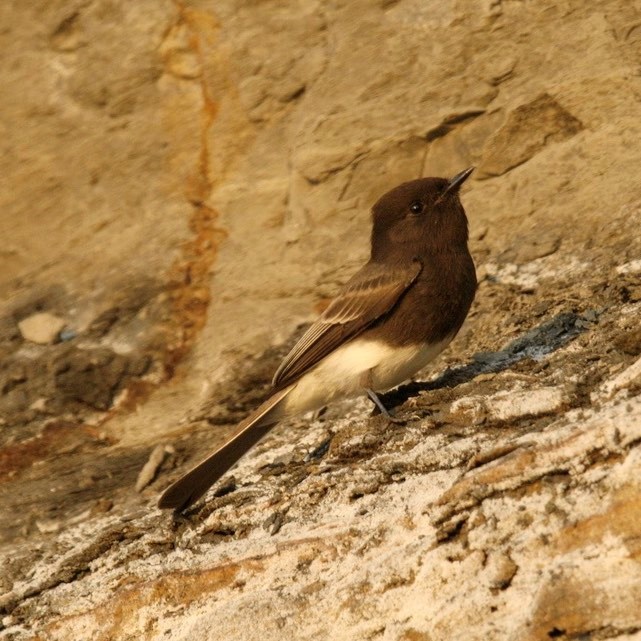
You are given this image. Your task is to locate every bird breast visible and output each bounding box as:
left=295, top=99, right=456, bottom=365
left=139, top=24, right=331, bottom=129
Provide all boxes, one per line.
left=282, top=335, right=452, bottom=416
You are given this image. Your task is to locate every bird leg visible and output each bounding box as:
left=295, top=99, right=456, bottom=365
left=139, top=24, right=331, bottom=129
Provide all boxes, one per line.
left=365, top=388, right=405, bottom=424
left=360, top=370, right=404, bottom=424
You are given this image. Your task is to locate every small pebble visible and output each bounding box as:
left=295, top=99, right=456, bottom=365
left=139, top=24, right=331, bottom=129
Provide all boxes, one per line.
left=18, top=312, right=66, bottom=345
left=135, top=444, right=168, bottom=492
left=59, top=328, right=78, bottom=342
left=487, top=552, right=518, bottom=590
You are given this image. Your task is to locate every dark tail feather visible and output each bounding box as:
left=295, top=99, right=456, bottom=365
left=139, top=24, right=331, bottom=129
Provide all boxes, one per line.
left=158, top=388, right=292, bottom=512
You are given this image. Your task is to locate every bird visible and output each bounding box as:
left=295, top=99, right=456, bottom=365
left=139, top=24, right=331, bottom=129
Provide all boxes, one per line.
left=159, top=167, right=477, bottom=511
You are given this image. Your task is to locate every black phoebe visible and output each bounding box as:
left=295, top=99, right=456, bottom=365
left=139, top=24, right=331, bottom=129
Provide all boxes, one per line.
left=159, top=168, right=477, bottom=511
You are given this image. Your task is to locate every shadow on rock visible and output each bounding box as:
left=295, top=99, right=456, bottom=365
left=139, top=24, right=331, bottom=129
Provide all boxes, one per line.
left=382, top=311, right=594, bottom=409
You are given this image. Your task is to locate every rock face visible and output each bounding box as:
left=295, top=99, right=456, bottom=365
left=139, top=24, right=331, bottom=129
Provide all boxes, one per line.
left=1, top=1, right=641, bottom=640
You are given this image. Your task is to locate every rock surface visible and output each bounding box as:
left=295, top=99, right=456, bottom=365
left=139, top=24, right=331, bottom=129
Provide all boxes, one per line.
left=17, top=313, right=66, bottom=345
left=1, top=1, right=641, bottom=640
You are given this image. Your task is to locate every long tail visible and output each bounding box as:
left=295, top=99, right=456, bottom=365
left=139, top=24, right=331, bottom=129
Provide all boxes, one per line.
left=158, top=387, right=292, bottom=512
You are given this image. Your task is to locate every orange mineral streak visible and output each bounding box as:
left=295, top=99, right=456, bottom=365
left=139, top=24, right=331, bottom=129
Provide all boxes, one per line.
left=44, top=562, right=248, bottom=641
left=555, top=482, right=641, bottom=559
left=0, top=422, right=108, bottom=481
left=95, top=5, right=226, bottom=419
left=163, top=4, right=226, bottom=378
left=40, top=538, right=339, bottom=641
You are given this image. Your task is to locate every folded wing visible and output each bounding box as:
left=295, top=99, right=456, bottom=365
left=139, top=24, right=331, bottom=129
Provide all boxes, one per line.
left=272, top=259, right=422, bottom=390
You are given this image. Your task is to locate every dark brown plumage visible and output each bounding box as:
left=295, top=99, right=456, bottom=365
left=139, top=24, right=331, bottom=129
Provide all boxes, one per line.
left=159, top=168, right=477, bottom=512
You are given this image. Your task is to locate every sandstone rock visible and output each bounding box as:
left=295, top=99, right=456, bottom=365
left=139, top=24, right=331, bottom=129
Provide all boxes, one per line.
left=2, top=1, right=641, bottom=640
left=447, top=386, right=566, bottom=425
left=592, top=355, right=641, bottom=402
left=135, top=444, right=169, bottom=492
left=486, top=551, right=518, bottom=591
left=487, top=386, right=567, bottom=421
left=477, top=93, right=583, bottom=178
left=616, top=259, right=641, bottom=275
left=17, top=312, right=65, bottom=344
left=447, top=395, right=487, bottom=426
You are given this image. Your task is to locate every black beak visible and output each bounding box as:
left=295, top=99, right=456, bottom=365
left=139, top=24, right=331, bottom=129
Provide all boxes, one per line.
left=443, top=167, right=474, bottom=199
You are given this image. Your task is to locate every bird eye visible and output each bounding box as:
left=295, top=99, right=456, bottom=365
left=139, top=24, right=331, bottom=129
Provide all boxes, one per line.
left=409, top=201, right=423, bottom=214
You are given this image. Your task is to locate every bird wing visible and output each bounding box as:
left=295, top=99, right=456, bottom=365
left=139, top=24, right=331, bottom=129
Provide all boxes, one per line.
left=272, top=259, right=422, bottom=390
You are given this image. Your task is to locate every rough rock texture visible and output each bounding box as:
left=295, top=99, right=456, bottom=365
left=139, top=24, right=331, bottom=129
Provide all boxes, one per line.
left=2, top=1, right=641, bottom=640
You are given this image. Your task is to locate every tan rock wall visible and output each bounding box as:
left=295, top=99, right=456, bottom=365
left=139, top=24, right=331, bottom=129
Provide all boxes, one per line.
left=1, top=1, right=641, bottom=640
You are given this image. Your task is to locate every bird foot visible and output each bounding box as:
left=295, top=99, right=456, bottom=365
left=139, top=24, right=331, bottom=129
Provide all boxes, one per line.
left=365, top=388, right=405, bottom=424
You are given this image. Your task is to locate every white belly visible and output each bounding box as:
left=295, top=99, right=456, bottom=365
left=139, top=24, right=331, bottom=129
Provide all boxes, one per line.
left=282, top=336, right=452, bottom=416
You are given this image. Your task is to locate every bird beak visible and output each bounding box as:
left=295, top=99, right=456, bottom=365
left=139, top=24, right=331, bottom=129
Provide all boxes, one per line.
left=433, top=167, right=474, bottom=205
left=443, top=167, right=474, bottom=198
